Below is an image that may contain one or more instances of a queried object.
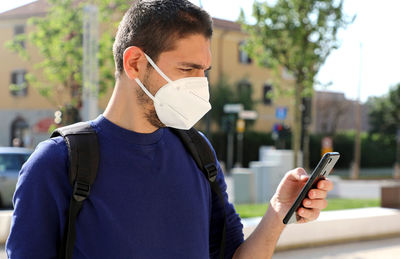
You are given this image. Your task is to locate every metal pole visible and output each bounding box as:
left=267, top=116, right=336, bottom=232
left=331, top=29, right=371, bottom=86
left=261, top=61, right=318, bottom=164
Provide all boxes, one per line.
left=236, top=132, right=243, bottom=167
left=226, top=114, right=236, bottom=173
left=82, top=5, right=99, bottom=121
left=351, top=43, right=362, bottom=179
left=227, top=131, right=234, bottom=173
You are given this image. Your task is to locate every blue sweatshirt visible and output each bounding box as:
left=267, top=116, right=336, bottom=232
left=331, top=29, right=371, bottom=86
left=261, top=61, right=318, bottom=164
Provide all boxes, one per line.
left=6, top=115, right=244, bottom=258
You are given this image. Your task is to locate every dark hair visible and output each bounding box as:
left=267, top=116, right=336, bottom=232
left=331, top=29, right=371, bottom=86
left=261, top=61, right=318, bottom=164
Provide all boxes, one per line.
left=113, top=0, right=213, bottom=78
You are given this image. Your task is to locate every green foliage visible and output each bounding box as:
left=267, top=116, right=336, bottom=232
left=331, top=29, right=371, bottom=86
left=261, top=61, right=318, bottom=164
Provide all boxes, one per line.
left=242, top=131, right=277, bottom=166
left=9, top=83, right=28, bottom=94
left=240, top=0, right=351, bottom=167
left=210, top=76, right=255, bottom=127
left=309, top=132, right=396, bottom=169
left=210, top=130, right=396, bottom=170
left=324, top=198, right=380, bottom=211
left=234, top=203, right=269, bottom=218
left=235, top=199, right=380, bottom=218
left=210, top=131, right=278, bottom=168
left=210, top=77, right=235, bottom=125
left=5, top=0, right=129, bottom=110
left=240, top=0, right=350, bottom=90
left=367, top=83, right=400, bottom=135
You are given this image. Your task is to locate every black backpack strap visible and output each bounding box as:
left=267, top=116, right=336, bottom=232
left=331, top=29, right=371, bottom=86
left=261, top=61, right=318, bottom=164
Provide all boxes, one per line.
left=172, top=128, right=226, bottom=259
left=51, top=122, right=99, bottom=259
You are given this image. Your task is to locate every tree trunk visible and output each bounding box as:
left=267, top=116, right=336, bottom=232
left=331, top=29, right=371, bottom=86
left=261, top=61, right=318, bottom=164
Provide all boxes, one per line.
left=293, top=83, right=303, bottom=168
left=351, top=100, right=361, bottom=179
left=303, top=125, right=310, bottom=171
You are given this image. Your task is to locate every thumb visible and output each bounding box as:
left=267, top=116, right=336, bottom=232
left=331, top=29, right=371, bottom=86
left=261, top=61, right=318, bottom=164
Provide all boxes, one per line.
left=289, top=168, right=309, bottom=182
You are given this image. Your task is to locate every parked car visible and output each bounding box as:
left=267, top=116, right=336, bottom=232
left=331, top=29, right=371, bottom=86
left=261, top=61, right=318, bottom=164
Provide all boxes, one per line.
left=0, top=147, right=32, bottom=208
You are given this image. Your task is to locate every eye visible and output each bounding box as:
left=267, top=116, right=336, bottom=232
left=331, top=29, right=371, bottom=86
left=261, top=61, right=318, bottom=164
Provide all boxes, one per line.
left=179, top=68, right=193, bottom=72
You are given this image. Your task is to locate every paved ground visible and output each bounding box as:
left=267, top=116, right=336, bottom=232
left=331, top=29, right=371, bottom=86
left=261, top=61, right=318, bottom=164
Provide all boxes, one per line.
left=2, top=237, right=399, bottom=258
left=273, top=237, right=400, bottom=259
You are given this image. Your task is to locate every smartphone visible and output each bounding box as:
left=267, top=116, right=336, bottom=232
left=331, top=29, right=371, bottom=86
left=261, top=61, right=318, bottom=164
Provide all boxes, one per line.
left=283, top=152, right=340, bottom=224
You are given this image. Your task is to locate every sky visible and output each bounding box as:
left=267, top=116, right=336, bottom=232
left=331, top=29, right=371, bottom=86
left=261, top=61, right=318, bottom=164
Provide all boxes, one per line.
left=1, top=0, right=400, bottom=102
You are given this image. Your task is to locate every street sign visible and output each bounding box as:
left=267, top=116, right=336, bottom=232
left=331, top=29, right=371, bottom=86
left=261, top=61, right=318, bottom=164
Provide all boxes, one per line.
left=239, top=110, right=258, bottom=120
left=223, top=103, right=244, bottom=114
left=275, top=107, right=287, bottom=120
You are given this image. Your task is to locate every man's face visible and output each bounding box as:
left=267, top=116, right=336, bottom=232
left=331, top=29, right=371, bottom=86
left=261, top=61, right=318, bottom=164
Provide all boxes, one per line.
left=137, top=34, right=212, bottom=128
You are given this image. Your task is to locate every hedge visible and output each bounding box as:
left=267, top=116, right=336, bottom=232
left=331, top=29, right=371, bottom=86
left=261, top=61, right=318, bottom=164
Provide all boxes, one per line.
left=209, top=131, right=397, bottom=169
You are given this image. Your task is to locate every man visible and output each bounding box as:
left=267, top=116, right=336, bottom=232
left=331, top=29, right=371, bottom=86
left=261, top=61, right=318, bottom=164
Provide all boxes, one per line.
left=6, top=0, right=333, bottom=258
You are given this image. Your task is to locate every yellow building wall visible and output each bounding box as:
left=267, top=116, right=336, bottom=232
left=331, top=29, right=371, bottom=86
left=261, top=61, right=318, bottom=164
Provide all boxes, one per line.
left=0, top=17, right=55, bottom=110
left=0, top=12, right=296, bottom=134
left=0, top=16, right=114, bottom=112
left=209, top=28, right=295, bottom=133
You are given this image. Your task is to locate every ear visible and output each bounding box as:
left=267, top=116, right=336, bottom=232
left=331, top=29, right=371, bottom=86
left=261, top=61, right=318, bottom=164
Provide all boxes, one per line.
left=123, top=46, right=147, bottom=80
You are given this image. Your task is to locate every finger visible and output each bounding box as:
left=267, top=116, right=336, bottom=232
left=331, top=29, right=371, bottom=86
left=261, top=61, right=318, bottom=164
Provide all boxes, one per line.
left=303, top=198, right=328, bottom=210
left=308, top=189, right=328, bottom=199
left=288, top=168, right=309, bottom=182
left=317, top=179, right=334, bottom=191
left=297, top=207, right=320, bottom=222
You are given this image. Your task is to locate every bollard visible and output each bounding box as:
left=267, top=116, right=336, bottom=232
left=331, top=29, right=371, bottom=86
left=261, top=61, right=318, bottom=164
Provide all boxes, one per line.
left=381, top=184, right=400, bottom=209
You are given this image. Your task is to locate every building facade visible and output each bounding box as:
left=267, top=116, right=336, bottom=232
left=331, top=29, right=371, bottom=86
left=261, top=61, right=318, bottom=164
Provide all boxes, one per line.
left=311, top=90, right=370, bottom=135
left=0, top=0, right=295, bottom=147
left=0, top=0, right=55, bottom=147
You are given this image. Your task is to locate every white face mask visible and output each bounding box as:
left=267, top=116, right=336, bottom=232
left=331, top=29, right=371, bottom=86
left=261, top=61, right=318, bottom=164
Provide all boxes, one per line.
left=135, top=53, right=212, bottom=130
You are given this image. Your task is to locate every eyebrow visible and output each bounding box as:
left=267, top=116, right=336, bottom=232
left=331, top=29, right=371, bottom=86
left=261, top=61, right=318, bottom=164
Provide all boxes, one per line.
left=178, top=62, right=212, bottom=71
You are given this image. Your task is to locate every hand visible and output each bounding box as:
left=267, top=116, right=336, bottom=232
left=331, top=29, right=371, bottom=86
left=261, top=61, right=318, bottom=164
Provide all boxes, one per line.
left=270, top=168, right=334, bottom=224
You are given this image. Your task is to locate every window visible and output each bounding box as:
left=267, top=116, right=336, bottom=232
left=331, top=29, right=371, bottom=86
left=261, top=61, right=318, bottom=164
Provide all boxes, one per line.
left=14, top=25, right=25, bottom=49
left=236, top=80, right=252, bottom=109
left=238, top=41, right=252, bottom=64
left=263, top=84, right=273, bottom=105
left=10, top=117, right=29, bottom=147
left=238, top=80, right=252, bottom=96
left=10, top=70, right=28, bottom=97
left=0, top=154, right=30, bottom=172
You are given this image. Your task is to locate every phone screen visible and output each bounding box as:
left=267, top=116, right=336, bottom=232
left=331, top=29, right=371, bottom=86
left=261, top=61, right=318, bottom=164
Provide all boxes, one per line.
left=283, top=152, right=340, bottom=224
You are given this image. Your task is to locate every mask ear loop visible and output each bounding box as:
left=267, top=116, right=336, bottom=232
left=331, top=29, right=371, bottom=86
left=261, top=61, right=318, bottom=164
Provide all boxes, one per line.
left=134, top=53, right=172, bottom=105
left=134, top=78, right=157, bottom=103
left=144, top=53, right=173, bottom=84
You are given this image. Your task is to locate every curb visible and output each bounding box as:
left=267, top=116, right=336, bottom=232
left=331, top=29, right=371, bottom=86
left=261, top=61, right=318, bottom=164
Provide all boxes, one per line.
left=2, top=207, right=400, bottom=250
left=242, top=207, right=400, bottom=250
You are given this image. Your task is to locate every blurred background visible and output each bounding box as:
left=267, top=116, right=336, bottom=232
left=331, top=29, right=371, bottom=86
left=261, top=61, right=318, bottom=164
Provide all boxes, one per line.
left=0, top=0, right=399, bottom=258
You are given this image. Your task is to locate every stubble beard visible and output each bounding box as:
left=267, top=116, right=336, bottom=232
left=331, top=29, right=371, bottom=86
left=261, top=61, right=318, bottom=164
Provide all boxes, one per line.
left=136, top=70, right=166, bottom=129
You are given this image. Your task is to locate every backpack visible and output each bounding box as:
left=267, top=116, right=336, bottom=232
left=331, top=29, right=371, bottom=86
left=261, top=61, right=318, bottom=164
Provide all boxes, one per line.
left=51, top=122, right=227, bottom=259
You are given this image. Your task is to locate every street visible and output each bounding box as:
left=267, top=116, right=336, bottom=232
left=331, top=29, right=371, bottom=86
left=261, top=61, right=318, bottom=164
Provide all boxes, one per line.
left=273, top=236, right=400, bottom=259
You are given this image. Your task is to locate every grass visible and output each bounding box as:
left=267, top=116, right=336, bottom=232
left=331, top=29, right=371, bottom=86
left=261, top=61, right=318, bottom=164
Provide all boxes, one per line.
left=234, top=198, right=381, bottom=218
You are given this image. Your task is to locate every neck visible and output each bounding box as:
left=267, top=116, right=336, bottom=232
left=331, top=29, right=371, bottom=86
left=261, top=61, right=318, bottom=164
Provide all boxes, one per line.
left=103, top=77, right=159, bottom=134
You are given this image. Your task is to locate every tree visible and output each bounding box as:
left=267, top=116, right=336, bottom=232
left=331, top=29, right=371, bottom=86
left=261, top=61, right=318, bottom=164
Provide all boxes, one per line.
left=368, top=83, right=400, bottom=136
left=367, top=83, right=400, bottom=177
left=6, top=0, right=128, bottom=125
left=240, top=0, right=351, bottom=167
left=209, top=76, right=255, bottom=128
